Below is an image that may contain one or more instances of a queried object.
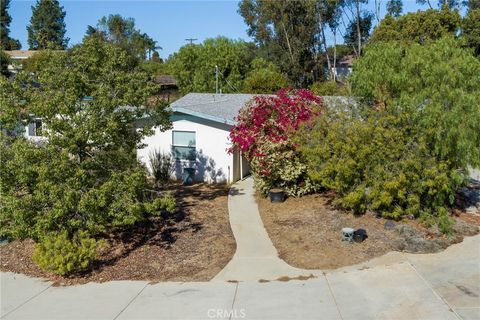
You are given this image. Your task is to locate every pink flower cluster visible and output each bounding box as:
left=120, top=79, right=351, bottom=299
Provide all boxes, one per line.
left=229, top=88, right=323, bottom=160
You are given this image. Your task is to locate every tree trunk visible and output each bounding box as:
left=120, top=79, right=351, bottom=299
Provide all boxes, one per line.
left=333, top=26, right=337, bottom=82
left=356, top=0, right=362, bottom=56
left=333, top=0, right=339, bottom=82
left=281, top=22, right=295, bottom=66
left=318, top=5, right=332, bottom=80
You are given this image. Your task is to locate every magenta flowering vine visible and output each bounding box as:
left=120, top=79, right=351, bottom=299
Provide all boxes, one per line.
left=229, top=88, right=323, bottom=196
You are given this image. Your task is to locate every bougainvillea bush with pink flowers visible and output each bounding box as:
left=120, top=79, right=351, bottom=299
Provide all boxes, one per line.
left=229, top=89, right=323, bottom=196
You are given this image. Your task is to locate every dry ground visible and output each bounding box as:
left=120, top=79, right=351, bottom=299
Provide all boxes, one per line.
left=0, top=183, right=236, bottom=285
left=257, top=192, right=479, bottom=270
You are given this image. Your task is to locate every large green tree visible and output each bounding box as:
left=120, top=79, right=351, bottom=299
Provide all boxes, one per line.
left=464, top=0, right=480, bottom=10
left=298, top=37, right=479, bottom=229
left=462, top=9, right=480, bottom=55
left=85, top=14, right=158, bottom=60
left=0, top=37, right=173, bottom=274
left=351, top=37, right=480, bottom=170
left=242, top=57, right=289, bottom=93
left=1, top=0, right=21, bottom=50
left=386, top=0, right=403, bottom=17
left=238, top=0, right=318, bottom=86
left=168, top=37, right=253, bottom=94
left=370, top=6, right=461, bottom=43
left=344, top=12, right=373, bottom=54
left=27, top=0, right=68, bottom=49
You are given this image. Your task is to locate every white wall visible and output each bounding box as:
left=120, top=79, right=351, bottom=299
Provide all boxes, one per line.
left=137, top=113, right=234, bottom=183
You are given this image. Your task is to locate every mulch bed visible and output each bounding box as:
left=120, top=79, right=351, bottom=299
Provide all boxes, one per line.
left=257, top=192, right=479, bottom=270
left=0, top=183, right=236, bottom=285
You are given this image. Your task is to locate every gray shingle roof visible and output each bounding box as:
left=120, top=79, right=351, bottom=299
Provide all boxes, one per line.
left=170, top=93, right=357, bottom=126
left=170, top=93, right=261, bottom=125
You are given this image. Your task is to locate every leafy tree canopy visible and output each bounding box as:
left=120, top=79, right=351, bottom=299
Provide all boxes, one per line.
left=168, top=37, right=253, bottom=94
left=386, top=0, right=403, bottom=17
left=27, top=0, right=68, bottom=49
left=242, top=57, right=289, bottom=93
left=0, top=36, right=172, bottom=235
left=0, top=37, right=174, bottom=274
left=85, top=14, right=159, bottom=61
left=238, top=0, right=318, bottom=86
left=0, top=0, right=21, bottom=50
left=370, top=6, right=461, bottom=43
left=0, top=49, right=11, bottom=76
left=462, top=9, right=480, bottom=55
left=351, top=37, right=480, bottom=170
left=344, top=12, right=374, bottom=51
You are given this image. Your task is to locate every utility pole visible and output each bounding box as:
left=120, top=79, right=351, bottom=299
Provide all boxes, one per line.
left=215, top=65, right=219, bottom=95
left=185, top=38, right=198, bottom=45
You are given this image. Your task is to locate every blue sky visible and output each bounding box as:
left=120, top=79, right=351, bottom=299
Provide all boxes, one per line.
left=10, top=0, right=439, bottom=59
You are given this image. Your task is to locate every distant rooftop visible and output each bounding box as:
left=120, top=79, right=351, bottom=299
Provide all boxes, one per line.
left=4, top=50, right=37, bottom=59
left=154, top=75, right=177, bottom=86
left=170, top=93, right=261, bottom=125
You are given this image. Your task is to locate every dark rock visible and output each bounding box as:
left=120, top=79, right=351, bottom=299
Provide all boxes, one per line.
left=457, top=187, right=480, bottom=209
left=384, top=220, right=396, bottom=230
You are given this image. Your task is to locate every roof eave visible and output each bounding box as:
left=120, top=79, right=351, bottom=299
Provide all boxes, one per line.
left=172, top=106, right=234, bottom=126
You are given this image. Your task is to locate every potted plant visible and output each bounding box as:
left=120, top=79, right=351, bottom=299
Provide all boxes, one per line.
left=269, top=187, right=285, bottom=203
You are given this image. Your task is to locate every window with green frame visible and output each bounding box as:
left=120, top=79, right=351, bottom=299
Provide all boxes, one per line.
left=172, top=131, right=196, bottom=160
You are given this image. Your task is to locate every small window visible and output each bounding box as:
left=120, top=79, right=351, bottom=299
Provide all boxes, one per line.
left=172, top=131, right=196, bottom=160
left=28, top=119, right=43, bottom=136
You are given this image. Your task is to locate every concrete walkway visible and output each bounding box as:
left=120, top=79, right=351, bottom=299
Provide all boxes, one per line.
left=213, top=178, right=317, bottom=282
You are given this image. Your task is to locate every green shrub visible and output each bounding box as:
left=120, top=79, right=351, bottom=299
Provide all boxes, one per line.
left=250, top=140, right=317, bottom=196
left=148, top=149, right=173, bottom=186
left=298, top=107, right=462, bottom=227
left=310, top=81, right=349, bottom=96
left=144, top=194, right=176, bottom=216
left=33, top=231, right=101, bottom=276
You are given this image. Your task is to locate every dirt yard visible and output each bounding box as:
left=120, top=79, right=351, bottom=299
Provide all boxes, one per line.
left=0, top=183, right=236, bottom=285
left=257, top=193, right=479, bottom=270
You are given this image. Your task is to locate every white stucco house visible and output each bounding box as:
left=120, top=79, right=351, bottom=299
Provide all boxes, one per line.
left=137, top=93, right=256, bottom=184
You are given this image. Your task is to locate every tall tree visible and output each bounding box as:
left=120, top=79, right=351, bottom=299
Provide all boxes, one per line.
left=438, top=0, right=460, bottom=8
left=351, top=38, right=480, bottom=170
left=239, top=0, right=318, bottom=86
left=168, top=37, right=252, bottom=94
left=386, top=0, right=403, bottom=17
left=316, top=0, right=344, bottom=81
left=242, top=57, right=289, bottom=93
left=341, top=0, right=371, bottom=56
left=416, top=0, right=433, bottom=9
left=0, top=0, right=21, bottom=50
left=463, top=0, right=480, bottom=10
left=371, top=6, right=461, bottom=43
left=462, top=9, right=480, bottom=56
left=27, top=0, right=68, bottom=49
left=344, top=12, right=373, bottom=55
left=85, top=14, right=158, bottom=60
left=0, top=37, right=174, bottom=274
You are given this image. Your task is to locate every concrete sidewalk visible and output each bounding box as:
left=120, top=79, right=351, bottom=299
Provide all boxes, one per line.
left=1, top=236, right=479, bottom=319
left=213, top=178, right=316, bottom=282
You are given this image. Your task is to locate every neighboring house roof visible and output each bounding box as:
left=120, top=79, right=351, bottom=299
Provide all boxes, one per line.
left=154, top=75, right=177, bottom=86
left=170, top=93, right=261, bottom=125
left=337, top=55, right=354, bottom=68
left=4, top=50, right=38, bottom=60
